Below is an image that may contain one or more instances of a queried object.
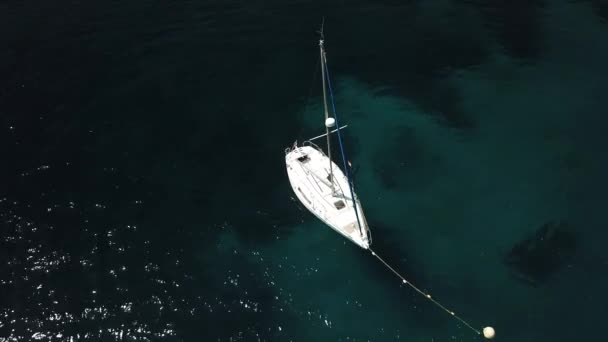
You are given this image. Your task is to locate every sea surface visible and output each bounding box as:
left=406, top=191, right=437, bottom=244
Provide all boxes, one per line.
left=1, top=1, right=607, bottom=341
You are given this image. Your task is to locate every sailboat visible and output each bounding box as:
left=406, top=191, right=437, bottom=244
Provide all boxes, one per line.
left=284, top=25, right=496, bottom=340
left=284, top=29, right=371, bottom=249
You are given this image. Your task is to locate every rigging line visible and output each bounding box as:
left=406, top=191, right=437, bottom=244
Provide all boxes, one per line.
left=369, top=248, right=483, bottom=337
left=319, top=40, right=334, bottom=194
left=317, top=16, right=325, bottom=40
left=323, top=56, right=364, bottom=238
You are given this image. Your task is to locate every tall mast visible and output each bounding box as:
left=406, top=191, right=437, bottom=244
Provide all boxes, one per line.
left=319, top=23, right=335, bottom=193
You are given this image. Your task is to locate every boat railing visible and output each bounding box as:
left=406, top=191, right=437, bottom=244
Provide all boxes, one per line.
left=285, top=140, right=299, bottom=155
left=303, top=140, right=325, bottom=155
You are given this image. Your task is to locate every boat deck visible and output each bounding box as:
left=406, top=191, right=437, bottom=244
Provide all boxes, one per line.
left=285, top=144, right=370, bottom=249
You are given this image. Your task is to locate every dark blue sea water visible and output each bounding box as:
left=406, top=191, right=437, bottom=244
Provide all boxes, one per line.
left=1, top=1, right=608, bottom=341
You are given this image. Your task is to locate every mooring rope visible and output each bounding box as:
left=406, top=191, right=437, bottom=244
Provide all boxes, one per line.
left=369, top=248, right=487, bottom=337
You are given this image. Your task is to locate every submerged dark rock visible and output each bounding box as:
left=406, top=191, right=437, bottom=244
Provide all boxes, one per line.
left=505, top=221, right=577, bottom=285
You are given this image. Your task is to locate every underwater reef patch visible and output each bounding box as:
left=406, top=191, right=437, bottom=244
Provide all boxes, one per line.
left=504, top=221, right=576, bottom=285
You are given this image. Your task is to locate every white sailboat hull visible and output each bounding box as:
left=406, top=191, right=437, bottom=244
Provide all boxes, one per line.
left=285, top=143, right=371, bottom=249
